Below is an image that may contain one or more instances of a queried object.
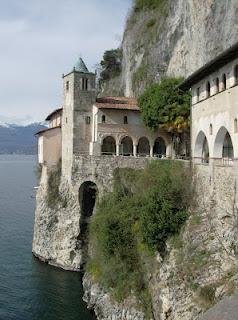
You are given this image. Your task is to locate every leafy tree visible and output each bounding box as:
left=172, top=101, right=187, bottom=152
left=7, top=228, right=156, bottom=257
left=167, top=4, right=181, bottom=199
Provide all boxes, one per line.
left=138, top=78, right=191, bottom=133
left=100, top=48, right=122, bottom=81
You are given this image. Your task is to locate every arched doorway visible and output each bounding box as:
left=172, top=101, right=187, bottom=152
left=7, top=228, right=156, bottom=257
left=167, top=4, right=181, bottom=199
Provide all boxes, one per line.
left=120, top=136, right=133, bottom=156
left=78, top=181, right=98, bottom=267
left=101, top=136, right=116, bottom=155
left=194, top=131, right=209, bottom=163
left=214, top=127, right=234, bottom=165
left=153, top=137, right=166, bottom=157
left=137, top=137, right=150, bottom=156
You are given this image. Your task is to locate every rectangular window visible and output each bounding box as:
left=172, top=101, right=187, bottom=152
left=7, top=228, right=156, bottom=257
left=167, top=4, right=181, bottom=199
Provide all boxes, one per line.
left=66, top=81, right=69, bottom=91
left=85, top=116, right=91, bottom=125
left=196, top=87, right=200, bottom=102
left=124, top=116, right=128, bottom=124
left=102, top=115, right=106, bottom=123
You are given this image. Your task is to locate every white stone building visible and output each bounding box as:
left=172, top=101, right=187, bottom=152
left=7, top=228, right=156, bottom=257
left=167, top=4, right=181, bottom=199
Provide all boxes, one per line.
left=36, top=108, right=62, bottom=166
left=37, top=57, right=173, bottom=171
left=179, top=43, right=238, bottom=167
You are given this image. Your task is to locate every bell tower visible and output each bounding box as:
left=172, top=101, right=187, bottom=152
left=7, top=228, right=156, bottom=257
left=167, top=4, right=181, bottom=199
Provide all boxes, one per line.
left=61, top=57, right=96, bottom=178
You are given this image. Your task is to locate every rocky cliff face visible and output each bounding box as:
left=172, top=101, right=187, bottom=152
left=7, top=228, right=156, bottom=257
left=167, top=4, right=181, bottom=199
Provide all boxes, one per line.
left=82, top=164, right=238, bottom=320
left=102, top=0, right=238, bottom=97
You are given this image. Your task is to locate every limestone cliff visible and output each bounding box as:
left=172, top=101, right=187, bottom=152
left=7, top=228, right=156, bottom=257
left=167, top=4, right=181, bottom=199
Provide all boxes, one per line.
left=83, top=164, right=238, bottom=320
left=102, top=0, right=238, bottom=97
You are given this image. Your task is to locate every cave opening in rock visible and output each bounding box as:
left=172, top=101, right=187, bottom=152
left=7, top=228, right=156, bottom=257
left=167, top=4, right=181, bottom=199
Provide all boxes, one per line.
left=78, top=181, right=98, bottom=269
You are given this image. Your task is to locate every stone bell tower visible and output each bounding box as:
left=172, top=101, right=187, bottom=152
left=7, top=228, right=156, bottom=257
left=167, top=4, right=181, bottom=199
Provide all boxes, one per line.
left=61, top=57, right=96, bottom=178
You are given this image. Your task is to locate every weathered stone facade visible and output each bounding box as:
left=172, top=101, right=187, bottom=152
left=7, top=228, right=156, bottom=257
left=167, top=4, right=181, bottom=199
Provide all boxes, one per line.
left=33, top=155, right=151, bottom=271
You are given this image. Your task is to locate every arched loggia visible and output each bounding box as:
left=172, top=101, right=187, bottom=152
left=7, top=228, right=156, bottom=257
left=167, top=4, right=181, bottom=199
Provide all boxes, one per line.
left=137, top=137, right=150, bottom=156
left=120, top=136, right=133, bottom=156
left=101, top=136, right=116, bottom=155
left=153, top=137, right=166, bottom=157
left=214, top=127, right=234, bottom=165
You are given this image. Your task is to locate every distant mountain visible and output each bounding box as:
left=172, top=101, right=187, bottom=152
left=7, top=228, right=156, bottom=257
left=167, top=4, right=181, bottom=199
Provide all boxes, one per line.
left=0, top=122, right=47, bottom=154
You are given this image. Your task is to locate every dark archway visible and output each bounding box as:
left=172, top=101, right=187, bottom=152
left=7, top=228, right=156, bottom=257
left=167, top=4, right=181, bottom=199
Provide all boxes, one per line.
left=78, top=181, right=98, bottom=268
left=202, top=137, right=209, bottom=163
left=137, top=137, right=150, bottom=156
left=194, top=131, right=209, bottom=163
left=223, top=132, right=234, bottom=159
left=101, top=136, right=116, bottom=155
left=153, top=137, right=166, bottom=157
left=120, top=136, right=133, bottom=156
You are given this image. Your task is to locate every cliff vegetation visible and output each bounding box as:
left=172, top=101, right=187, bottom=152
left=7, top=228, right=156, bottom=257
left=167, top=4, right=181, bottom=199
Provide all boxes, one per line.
left=87, top=161, right=192, bottom=317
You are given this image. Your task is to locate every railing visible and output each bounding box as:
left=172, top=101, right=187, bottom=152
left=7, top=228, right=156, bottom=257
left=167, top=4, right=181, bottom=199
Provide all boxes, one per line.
left=193, top=157, right=234, bottom=166
left=222, top=158, right=233, bottom=166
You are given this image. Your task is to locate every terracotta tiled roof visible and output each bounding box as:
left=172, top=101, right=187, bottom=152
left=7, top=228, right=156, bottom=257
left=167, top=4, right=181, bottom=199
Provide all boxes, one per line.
left=45, top=108, right=63, bottom=121
left=35, top=125, right=61, bottom=136
left=95, top=96, right=139, bottom=111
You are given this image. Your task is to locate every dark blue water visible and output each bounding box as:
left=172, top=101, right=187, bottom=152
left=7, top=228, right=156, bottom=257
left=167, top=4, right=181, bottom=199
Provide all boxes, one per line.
left=0, top=155, right=94, bottom=320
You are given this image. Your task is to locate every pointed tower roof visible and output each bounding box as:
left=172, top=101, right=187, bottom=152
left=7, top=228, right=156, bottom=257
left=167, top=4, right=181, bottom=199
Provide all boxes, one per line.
left=73, top=57, right=89, bottom=73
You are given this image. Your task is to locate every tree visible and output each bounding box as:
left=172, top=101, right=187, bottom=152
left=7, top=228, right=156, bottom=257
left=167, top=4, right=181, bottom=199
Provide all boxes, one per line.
left=138, top=78, right=191, bottom=132
left=100, top=49, right=122, bottom=82
left=138, top=78, right=191, bottom=156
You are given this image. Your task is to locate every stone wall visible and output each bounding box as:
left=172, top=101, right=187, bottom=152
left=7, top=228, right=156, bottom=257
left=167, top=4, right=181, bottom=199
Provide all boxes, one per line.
left=82, top=162, right=238, bottom=320
left=33, top=158, right=238, bottom=319
left=33, top=155, right=151, bottom=271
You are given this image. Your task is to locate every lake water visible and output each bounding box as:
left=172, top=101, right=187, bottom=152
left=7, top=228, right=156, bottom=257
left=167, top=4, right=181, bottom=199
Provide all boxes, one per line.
left=0, top=155, right=95, bottom=320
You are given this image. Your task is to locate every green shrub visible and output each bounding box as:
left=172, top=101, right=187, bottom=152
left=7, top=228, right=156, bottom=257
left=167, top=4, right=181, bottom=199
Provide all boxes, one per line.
left=198, top=284, right=216, bottom=306
left=100, top=48, right=122, bottom=82
left=134, top=0, right=167, bottom=12
left=88, top=161, right=192, bottom=315
left=138, top=78, right=191, bottom=132
left=138, top=161, right=191, bottom=252
left=146, top=18, right=156, bottom=28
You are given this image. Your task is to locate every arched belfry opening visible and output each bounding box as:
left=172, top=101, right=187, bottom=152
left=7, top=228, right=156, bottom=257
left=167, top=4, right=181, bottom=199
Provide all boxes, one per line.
left=78, top=181, right=98, bottom=268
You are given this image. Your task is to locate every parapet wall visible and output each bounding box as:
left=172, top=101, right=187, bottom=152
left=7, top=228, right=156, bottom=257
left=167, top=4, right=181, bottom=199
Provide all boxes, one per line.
left=71, top=155, right=151, bottom=193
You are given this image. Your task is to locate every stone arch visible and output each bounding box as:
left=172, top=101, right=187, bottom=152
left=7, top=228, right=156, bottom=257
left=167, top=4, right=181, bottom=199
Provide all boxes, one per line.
left=101, top=136, right=116, bottom=155
left=214, top=127, right=234, bottom=160
left=78, top=181, right=98, bottom=267
left=120, top=136, right=133, bottom=156
left=153, top=137, right=166, bottom=157
left=137, top=137, right=150, bottom=156
left=194, top=131, right=209, bottom=163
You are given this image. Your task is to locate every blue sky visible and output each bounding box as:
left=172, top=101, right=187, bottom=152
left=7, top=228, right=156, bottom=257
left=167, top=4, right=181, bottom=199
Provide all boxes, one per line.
left=0, top=0, right=132, bottom=124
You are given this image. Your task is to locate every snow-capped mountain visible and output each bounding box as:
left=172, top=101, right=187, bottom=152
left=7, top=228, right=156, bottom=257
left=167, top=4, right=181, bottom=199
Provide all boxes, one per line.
left=0, top=122, right=47, bottom=154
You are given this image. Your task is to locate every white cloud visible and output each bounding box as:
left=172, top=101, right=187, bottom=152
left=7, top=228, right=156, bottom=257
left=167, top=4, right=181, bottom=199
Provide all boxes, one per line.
left=0, top=0, right=132, bottom=124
